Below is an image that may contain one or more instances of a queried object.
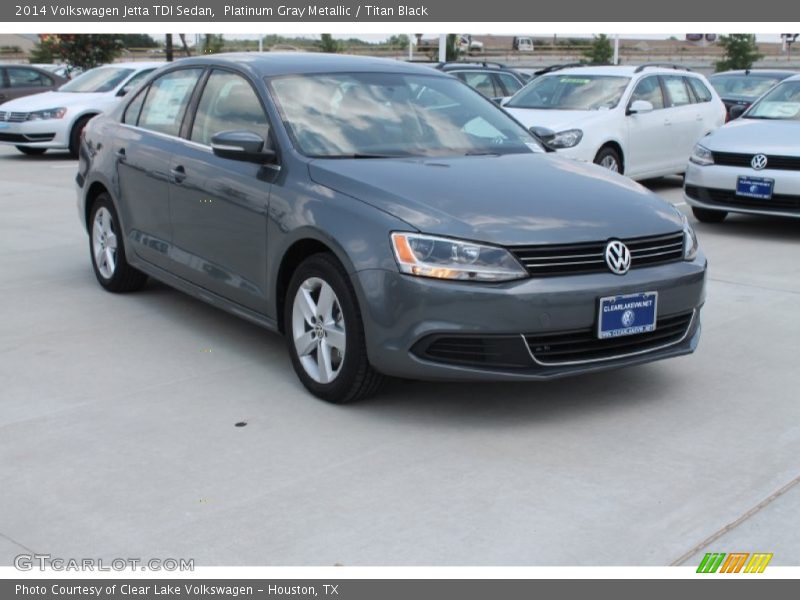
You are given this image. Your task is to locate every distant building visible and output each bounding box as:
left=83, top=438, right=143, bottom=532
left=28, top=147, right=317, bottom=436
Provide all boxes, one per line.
left=0, top=34, right=39, bottom=53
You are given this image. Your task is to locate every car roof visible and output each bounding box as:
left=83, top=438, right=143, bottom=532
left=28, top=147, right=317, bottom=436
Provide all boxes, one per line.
left=542, top=65, right=701, bottom=77
left=99, top=61, right=164, bottom=70
left=710, top=69, right=797, bottom=77
left=437, top=62, right=516, bottom=73
left=161, top=53, right=450, bottom=79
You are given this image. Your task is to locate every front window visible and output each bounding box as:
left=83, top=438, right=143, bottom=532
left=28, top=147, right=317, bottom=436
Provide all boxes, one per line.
left=709, top=74, right=787, bottom=102
left=267, top=72, right=540, bottom=158
left=506, top=74, right=630, bottom=110
left=744, top=80, right=800, bottom=120
left=59, top=67, right=135, bottom=93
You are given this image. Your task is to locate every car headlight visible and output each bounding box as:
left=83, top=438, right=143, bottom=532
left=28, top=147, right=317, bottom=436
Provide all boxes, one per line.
left=27, top=107, right=67, bottom=121
left=390, top=232, right=528, bottom=282
left=681, top=214, right=699, bottom=261
left=548, top=129, right=583, bottom=149
left=689, top=143, right=714, bottom=166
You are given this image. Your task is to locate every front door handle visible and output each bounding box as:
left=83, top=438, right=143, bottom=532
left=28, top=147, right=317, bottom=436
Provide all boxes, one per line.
left=170, top=165, right=186, bottom=183
left=115, top=148, right=126, bottom=161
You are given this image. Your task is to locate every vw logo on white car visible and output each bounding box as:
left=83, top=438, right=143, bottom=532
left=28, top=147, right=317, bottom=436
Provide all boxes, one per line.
left=605, top=240, right=632, bottom=275
left=751, top=154, right=768, bottom=170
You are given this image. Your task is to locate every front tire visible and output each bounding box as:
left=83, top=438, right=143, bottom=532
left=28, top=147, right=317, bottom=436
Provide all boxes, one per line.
left=68, top=116, right=92, bottom=158
left=285, top=253, right=384, bottom=403
left=89, top=194, right=148, bottom=292
left=594, top=146, right=622, bottom=173
left=691, top=206, right=728, bottom=223
left=16, top=146, right=47, bottom=156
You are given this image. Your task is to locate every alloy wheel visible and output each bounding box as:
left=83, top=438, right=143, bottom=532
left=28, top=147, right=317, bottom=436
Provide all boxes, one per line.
left=291, top=277, right=347, bottom=384
left=92, top=207, right=117, bottom=279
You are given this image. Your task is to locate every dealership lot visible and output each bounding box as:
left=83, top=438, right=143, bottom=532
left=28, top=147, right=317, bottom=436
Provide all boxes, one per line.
left=1, top=146, right=798, bottom=566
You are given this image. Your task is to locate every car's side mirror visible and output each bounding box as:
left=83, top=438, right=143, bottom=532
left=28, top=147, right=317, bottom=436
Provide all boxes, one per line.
left=211, top=131, right=277, bottom=164
left=529, top=126, right=556, bottom=153
left=728, top=104, right=747, bottom=120
left=627, top=100, right=654, bottom=115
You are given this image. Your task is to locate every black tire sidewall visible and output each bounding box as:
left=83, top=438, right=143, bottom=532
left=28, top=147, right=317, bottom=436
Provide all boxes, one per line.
left=284, top=254, right=368, bottom=402
left=69, top=116, right=91, bottom=158
left=594, top=147, right=622, bottom=174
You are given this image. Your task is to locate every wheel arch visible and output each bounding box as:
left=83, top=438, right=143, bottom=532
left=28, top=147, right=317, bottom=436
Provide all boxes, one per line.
left=596, top=140, right=625, bottom=173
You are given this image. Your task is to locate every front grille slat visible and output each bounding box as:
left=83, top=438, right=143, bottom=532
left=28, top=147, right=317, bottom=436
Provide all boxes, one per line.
left=712, top=151, right=800, bottom=171
left=525, top=312, right=694, bottom=364
left=509, top=232, right=684, bottom=277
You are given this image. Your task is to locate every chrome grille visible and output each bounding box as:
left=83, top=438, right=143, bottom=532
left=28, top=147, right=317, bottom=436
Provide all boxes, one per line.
left=509, top=231, right=685, bottom=276
left=712, top=151, right=800, bottom=171
left=0, top=111, right=29, bottom=122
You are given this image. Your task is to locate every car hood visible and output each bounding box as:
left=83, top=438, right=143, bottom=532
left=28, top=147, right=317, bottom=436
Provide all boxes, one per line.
left=702, top=119, right=800, bottom=155
left=502, top=107, right=610, bottom=131
left=0, top=90, right=113, bottom=112
left=308, top=153, right=682, bottom=246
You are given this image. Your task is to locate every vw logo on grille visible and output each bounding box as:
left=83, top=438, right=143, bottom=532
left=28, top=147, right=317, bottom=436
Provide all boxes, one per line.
left=605, top=240, right=631, bottom=275
left=751, top=154, right=768, bottom=170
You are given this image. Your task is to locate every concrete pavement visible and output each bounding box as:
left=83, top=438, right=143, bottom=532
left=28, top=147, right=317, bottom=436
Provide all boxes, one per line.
left=1, top=146, right=798, bottom=566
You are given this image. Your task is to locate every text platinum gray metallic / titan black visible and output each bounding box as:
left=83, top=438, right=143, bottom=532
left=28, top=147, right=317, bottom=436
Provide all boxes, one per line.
left=76, top=53, right=707, bottom=403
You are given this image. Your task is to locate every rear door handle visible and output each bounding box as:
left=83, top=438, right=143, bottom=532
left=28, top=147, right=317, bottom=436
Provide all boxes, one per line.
left=115, top=148, right=126, bottom=161
left=170, top=165, right=186, bottom=183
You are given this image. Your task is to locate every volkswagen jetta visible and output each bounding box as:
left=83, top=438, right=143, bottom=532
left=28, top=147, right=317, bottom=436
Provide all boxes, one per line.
left=76, top=54, right=707, bottom=403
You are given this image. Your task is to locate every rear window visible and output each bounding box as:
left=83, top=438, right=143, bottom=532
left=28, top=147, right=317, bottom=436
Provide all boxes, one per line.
left=687, top=77, right=713, bottom=102
left=709, top=74, right=787, bottom=101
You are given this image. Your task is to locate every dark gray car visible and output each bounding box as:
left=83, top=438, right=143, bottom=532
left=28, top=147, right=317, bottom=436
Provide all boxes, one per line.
left=0, top=64, right=67, bottom=103
left=76, top=53, right=707, bottom=403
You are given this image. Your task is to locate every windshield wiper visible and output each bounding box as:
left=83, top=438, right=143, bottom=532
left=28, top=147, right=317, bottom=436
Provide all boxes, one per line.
left=318, top=153, right=414, bottom=159
left=464, top=151, right=501, bottom=156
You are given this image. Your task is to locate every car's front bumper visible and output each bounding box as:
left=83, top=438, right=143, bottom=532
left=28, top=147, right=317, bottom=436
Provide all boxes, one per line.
left=355, top=255, right=706, bottom=381
left=685, top=161, right=800, bottom=218
left=0, top=119, right=69, bottom=149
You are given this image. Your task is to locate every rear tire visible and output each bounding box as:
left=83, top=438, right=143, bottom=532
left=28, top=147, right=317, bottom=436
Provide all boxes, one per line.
left=284, top=253, right=384, bottom=403
left=68, top=115, right=92, bottom=158
left=691, top=206, right=728, bottom=223
left=594, top=146, right=623, bottom=174
left=16, top=146, right=47, bottom=156
left=89, top=193, right=148, bottom=293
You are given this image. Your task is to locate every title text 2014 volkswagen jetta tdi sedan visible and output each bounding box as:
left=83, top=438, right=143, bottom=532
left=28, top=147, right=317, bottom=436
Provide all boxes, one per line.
left=76, top=54, right=707, bottom=403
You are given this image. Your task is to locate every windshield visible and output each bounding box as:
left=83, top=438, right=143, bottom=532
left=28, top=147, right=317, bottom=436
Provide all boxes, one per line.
left=745, top=80, right=800, bottom=120
left=59, top=67, right=135, bottom=93
left=506, top=74, right=630, bottom=110
left=267, top=72, right=541, bottom=158
left=709, top=74, right=787, bottom=101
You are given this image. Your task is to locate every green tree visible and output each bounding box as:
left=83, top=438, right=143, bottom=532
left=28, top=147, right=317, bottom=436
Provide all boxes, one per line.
left=202, top=34, right=225, bottom=54
left=445, top=34, right=460, bottom=61
left=386, top=34, right=409, bottom=50
left=118, top=34, right=158, bottom=49
left=583, top=34, right=613, bottom=64
left=715, top=34, right=763, bottom=71
left=29, top=39, right=55, bottom=63
left=318, top=34, right=341, bottom=53
left=35, top=34, right=122, bottom=70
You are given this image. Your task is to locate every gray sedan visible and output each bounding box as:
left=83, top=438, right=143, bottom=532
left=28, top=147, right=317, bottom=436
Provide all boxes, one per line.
left=76, top=53, right=706, bottom=403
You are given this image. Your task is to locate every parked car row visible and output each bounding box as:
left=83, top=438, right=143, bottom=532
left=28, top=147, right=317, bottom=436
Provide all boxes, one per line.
left=1, top=54, right=796, bottom=402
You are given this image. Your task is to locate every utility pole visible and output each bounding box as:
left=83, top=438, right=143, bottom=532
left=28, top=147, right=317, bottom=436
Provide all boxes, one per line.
left=165, top=34, right=173, bottom=62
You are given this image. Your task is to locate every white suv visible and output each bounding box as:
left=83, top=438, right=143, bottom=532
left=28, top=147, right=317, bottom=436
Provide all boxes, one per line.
left=503, top=64, right=726, bottom=179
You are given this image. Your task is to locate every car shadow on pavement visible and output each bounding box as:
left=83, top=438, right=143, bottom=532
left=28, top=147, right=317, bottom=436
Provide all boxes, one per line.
left=0, top=151, right=76, bottom=162
left=692, top=213, right=800, bottom=243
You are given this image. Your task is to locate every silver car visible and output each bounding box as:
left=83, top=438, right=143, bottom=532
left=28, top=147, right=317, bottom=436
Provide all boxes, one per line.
left=77, top=54, right=707, bottom=403
left=685, top=74, right=800, bottom=222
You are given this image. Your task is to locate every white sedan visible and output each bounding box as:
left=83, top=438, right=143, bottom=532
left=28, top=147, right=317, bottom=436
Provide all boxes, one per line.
left=503, top=64, right=726, bottom=180
left=685, top=74, right=800, bottom=222
left=0, top=61, right=161, bottom=157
